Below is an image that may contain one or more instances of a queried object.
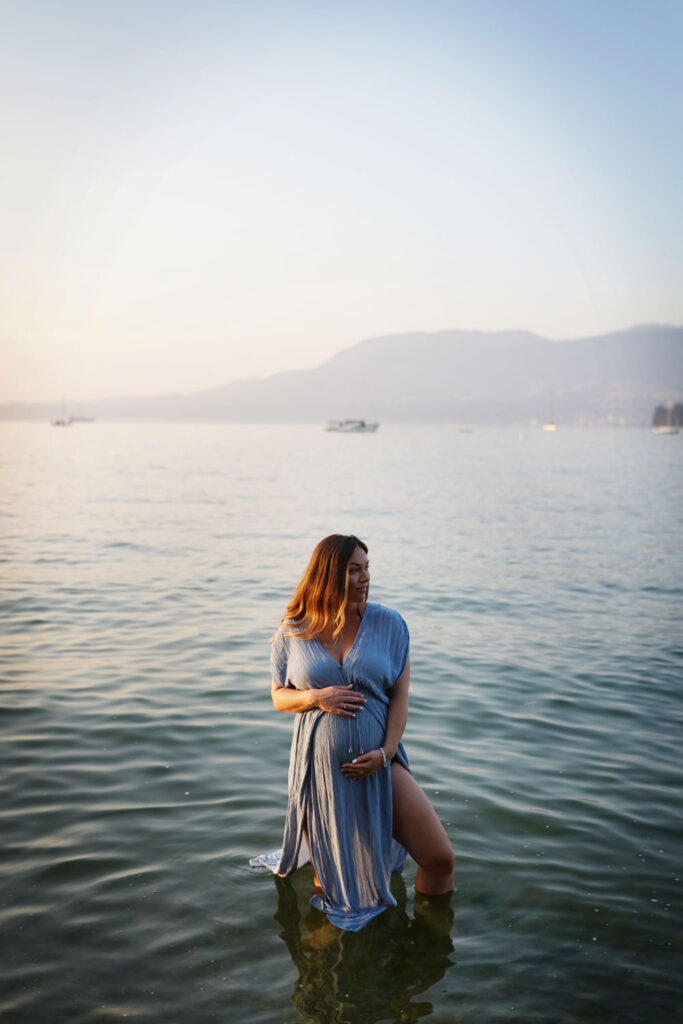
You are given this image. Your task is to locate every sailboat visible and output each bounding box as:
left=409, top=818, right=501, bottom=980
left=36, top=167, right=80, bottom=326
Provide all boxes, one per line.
left=542, top=396, right=557, bottom=431
left=51, top=400, right=72, bottom=426
left=652, top=402, right=679, bottom=435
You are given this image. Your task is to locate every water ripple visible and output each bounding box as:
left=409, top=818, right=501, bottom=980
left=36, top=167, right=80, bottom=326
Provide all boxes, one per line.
left=1, top=423, right=681, bottom=1023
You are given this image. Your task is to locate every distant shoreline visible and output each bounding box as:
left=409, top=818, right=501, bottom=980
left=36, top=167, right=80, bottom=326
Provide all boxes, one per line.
left=0, top=418, right=676, bottom=430
left=2, top=324, right=681, bottom=428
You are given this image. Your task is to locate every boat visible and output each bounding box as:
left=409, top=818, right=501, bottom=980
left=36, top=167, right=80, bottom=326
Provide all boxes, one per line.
left=51, top=400, right=72, bottom=426
left=542, top=421, right=557, bottom=432
left=50, top=400, right=94, bottom=426
left=652, top=402, right=679, bottom=435
left=325, top=419, right=379, bottom=433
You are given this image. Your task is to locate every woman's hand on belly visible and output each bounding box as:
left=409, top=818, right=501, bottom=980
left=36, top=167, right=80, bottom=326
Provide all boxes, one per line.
left=316, top=684, right=366, bottom=717
left=341, top=749, right=385, bottom=778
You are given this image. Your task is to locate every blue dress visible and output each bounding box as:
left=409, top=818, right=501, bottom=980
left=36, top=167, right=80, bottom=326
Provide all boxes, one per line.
left=250, top=603, right=411, bottom=931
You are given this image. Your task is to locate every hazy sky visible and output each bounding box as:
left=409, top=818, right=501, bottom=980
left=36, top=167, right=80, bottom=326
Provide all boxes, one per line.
left=1, top=0, right=681, bottom=402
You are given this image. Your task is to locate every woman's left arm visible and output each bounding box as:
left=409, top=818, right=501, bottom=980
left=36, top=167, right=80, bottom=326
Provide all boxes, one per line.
left=341, top=658, right=410, bottom=777
left=382, top=656, right=410, bottom=761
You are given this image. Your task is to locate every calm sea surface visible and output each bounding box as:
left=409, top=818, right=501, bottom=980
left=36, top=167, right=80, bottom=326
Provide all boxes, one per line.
left=1, top=422, right=681, bottom=1023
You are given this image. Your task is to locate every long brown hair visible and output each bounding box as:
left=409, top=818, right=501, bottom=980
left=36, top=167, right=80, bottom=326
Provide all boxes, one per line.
left=281, top=534, right=368, bottom=641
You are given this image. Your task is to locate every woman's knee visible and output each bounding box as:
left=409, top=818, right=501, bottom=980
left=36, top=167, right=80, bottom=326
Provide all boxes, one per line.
left=419, top=839, right=455, bottom=877
left=437, top=844, right=456, bottom=875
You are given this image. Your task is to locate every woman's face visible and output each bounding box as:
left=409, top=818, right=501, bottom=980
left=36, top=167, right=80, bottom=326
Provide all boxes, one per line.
left=346, top=546, right=370, bottom=604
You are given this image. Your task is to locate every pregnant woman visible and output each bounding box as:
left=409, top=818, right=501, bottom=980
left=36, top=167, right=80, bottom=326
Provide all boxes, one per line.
left=251, top=534, right=454, bottom=931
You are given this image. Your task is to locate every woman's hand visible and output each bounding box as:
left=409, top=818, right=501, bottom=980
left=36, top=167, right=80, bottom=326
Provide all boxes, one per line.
left=341, top=749, right=385, bottom=778
left=316, top=684, right=366, bottom=717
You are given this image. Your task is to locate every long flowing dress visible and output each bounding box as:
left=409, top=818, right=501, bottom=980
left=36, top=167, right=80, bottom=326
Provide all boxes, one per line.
left=250, top=602, right=410, bottom=931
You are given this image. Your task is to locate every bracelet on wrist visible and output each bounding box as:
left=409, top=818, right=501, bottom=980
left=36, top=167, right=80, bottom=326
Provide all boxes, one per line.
left=379, top=746, right=388, bottom=768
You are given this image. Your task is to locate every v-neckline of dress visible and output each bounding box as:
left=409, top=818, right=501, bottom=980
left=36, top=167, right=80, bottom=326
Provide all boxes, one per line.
left=315, top=604, right=371, bottom=668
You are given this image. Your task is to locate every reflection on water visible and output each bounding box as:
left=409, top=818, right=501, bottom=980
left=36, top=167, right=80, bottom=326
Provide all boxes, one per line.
left=273, top=873, right=455, bottom=1023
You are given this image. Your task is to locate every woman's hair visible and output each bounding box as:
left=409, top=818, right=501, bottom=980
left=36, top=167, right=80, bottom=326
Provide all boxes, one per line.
left=281, top=534, right=368, bottom=641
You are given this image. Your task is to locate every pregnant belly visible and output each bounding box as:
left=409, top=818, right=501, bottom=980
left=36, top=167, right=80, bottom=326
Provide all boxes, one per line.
left=313, top=702, right=386, bottom=764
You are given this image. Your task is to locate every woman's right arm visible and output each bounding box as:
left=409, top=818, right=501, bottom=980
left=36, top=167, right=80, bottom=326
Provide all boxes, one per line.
left=271, top=682, right=365, bottom=716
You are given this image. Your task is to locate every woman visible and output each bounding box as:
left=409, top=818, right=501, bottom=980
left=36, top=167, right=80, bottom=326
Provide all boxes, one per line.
left=251, top=534, right=454, bottom=931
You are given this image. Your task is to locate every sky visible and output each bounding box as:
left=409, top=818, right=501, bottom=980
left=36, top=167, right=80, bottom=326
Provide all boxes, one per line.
left=1, top=0, right=682, bottom=403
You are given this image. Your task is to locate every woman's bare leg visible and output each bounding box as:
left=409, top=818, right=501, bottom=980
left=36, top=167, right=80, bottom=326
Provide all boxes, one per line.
left=391, top=762, right=455, bottom=895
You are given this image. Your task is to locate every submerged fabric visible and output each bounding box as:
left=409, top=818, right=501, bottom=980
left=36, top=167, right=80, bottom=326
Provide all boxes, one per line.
left=250, top=602, right=410, bottom=931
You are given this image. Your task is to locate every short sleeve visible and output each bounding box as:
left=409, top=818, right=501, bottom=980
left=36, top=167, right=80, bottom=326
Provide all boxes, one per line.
left=270, top=628, right=290, bottom=688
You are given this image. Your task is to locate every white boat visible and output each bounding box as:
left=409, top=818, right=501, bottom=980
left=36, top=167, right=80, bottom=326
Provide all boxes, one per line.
left=542, top=421, right=557, bottom=432
left=325, top=419, right=379, bottom=433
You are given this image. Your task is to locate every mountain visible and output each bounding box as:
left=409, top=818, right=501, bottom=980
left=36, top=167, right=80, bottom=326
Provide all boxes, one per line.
left=3, top=324, right=682, bottom=425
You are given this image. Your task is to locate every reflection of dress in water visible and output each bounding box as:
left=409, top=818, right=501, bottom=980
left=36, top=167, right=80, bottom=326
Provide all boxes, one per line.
left=250, top=603, right=411, bottom=931
left=273, top=873, right=455, bottom=1023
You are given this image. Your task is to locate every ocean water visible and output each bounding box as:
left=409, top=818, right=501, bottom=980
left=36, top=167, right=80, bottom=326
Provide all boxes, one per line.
left=0, top=421, right=681, bottom=1024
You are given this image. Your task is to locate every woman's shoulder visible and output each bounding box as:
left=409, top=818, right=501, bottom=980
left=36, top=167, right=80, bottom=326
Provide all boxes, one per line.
left=273, top=619, right=307, bottom=643
left=367, top=602, right=408, bottom=633
left=271, top=620, right=306, bottom=669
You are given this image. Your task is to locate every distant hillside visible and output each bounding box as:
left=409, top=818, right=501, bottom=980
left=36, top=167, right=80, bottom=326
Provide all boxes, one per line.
left=3, top=324, right=682, bottom=425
